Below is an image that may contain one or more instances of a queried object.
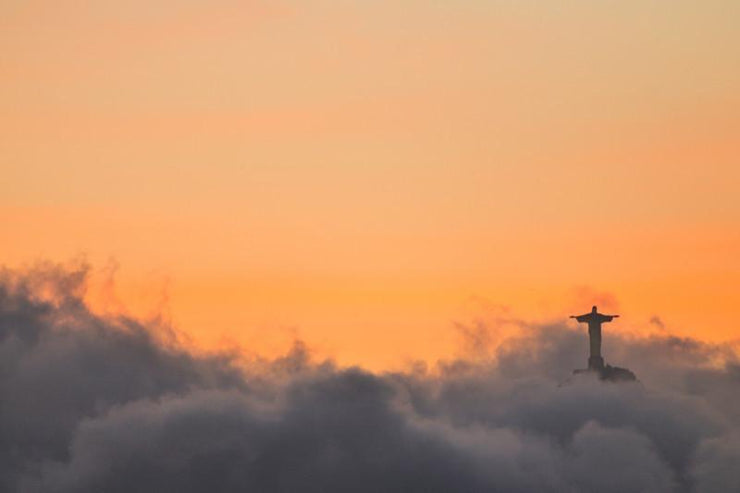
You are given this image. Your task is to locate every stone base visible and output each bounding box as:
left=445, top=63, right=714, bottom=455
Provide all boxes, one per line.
left=573, top=363, right=637, bottom=383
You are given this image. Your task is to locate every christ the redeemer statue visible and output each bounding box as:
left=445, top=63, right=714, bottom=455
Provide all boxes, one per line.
left=570, top=306, right=619, bottom=371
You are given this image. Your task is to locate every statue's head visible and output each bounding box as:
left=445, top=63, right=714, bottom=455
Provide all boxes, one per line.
left=592, top=306, right=597, bottom=313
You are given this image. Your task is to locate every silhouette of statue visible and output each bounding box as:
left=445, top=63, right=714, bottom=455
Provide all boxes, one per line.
left=570, top=306, right=619, bottom=371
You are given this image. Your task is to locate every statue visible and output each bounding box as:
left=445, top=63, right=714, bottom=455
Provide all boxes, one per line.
left=570, top=306, right=636, bottom=382
left=570, top=306, right=618, bottom=370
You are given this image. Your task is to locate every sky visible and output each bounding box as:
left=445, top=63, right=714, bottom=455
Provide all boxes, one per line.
left=2, top=0, right=739, bottom=369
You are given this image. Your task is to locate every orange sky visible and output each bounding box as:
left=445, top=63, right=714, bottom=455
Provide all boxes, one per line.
left=2, top=0, right=739, bottom=369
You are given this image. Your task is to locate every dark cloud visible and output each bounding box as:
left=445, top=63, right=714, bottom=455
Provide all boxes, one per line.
left=1, top=264, right=738, bottom=492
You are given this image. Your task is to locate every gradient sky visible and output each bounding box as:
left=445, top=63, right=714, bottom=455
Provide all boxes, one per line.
left=2, top=0, right=739, bottom=369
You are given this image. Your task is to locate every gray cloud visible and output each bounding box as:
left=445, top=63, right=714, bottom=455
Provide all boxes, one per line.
left=1, top=263, right=738, bottom=492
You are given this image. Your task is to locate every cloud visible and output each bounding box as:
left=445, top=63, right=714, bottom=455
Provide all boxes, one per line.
left=1, top=263, right=738, bottom=492
left=569, top=286, right=620, bottom=313
left=691, top=431, right=740, bottom=493
left=650, top=315, right=666, bottom=330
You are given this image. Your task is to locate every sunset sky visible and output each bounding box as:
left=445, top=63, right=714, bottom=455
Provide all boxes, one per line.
left=2, top=0, right=739, bottom=369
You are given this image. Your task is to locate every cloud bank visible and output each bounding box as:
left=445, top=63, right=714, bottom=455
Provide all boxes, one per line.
left=1, top=263, right=738, bottom=492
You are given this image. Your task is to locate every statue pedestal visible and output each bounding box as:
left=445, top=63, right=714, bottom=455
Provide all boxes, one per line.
left=573, top=363, right=637, bottom=383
